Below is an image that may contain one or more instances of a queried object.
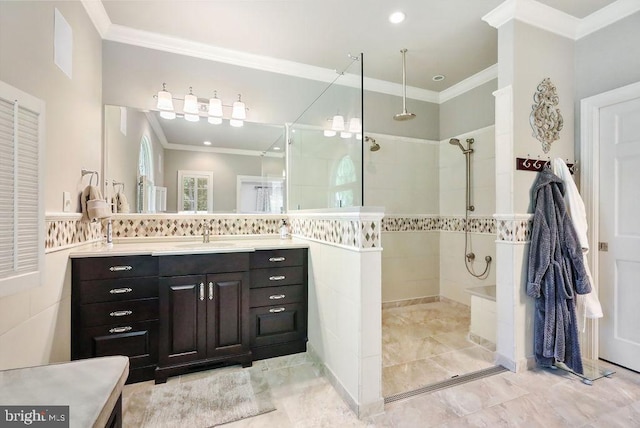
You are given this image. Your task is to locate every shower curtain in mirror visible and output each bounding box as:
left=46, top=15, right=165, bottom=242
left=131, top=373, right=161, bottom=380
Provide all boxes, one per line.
left=255, top=186, right=272, bottom=212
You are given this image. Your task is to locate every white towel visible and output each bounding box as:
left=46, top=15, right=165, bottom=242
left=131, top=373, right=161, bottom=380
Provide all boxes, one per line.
left=552, top=158, right=603, bottom=329
left=116, top=191, right=130, bottom=214
left=81, top=185, right=111, bottom=221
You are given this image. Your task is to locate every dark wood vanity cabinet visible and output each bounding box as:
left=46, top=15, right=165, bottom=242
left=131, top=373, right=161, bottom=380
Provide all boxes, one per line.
left=71, top=256, right=159, bottom=384
left=71, top=247, right=308, bottom=384
left=155, top=253, right=252, bottom=383
left=249, top=248, right=308, bottom=360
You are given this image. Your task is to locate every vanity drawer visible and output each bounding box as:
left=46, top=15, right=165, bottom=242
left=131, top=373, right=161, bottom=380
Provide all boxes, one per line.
left=250, top=302, right=307, bottom=347
left=250, top=266, right=304, bottom=288
left=250, top=249, right=306, bottom=269
left=77, top=276, right=158, bottom=304
left=250, top=284, right=304, bottom=308
left=158, top=253, right=250, bottom=276
left=80, top=298, right=159, bottom=327
left=79, top=320, right=158, bottom=368
left=73, top=256, right=158, bottom=281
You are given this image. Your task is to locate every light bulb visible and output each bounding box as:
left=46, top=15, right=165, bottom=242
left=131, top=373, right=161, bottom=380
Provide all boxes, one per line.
left=184, top=113, right=199, bottom=122
left=232, top=94, right=246, bottom=120
left=324, top=130, right=337, bottom=137
left=160, top=110, right=176, bottom=120
left=230, top=119, right=244, bottom=127
left=208, top=116, right=222, bottom=125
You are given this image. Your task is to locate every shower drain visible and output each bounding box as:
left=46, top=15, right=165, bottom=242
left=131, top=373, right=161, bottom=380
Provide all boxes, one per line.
left=384, top=365, right=508, bottom=404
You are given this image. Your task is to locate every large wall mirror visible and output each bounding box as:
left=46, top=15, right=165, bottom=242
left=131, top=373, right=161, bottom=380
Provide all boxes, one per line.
left=104, top=105, right=285, bottom=214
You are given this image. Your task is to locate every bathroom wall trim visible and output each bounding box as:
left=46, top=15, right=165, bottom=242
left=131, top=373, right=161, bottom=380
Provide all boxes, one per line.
left=482, top=0, right=640, bottom=41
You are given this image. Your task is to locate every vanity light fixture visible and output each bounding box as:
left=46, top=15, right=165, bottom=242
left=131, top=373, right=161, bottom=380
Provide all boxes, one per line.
left=156, top=83, right=174, bottom=111
left=154, top=84, right=248, bottom=126
left=325, top=115, right=362, bottom=139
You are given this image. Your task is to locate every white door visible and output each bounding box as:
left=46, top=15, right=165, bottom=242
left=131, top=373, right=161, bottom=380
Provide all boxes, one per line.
left=599, top=96, right=640, bottom=372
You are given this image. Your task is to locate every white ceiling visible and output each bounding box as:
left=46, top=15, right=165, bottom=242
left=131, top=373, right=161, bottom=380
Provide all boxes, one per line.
left=101, top=0, right=617, bottom=92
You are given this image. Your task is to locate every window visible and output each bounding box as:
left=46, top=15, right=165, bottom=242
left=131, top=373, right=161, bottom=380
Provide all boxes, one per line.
left=333, top=155, right=357, bottom=207
left=0, top=80, right=44, bottom=297
left=137, top=136, right=155, bottom=213
left=178, top=170, right=213, bottom=213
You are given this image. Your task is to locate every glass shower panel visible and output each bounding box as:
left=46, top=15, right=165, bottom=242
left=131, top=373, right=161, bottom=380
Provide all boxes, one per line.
left=287, top=54, right=363, bottom=210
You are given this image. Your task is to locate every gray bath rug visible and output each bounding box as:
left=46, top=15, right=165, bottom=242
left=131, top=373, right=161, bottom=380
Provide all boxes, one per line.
left=124, top=370, right=276, bottom=427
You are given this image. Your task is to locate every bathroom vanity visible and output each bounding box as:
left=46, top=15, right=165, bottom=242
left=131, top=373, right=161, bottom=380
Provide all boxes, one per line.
left=70, top=240, right=308, bottom=384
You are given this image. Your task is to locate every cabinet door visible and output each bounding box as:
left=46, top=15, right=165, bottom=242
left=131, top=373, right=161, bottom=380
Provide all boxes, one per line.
left=206, top=272, right=250, bottom=357
left=159, top=275, right=206, bottom=366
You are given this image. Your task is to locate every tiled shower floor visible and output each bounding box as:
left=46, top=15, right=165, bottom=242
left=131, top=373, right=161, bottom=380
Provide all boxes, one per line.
left=382, top=299, right=496, bottom=397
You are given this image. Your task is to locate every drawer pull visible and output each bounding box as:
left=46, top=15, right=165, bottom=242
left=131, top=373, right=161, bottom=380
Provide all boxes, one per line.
left=269, top=294, right=286, bottom=300
left=208, top=282, right=214, bottom=300
left=109, top=310, right=133, bottom=317
left=199, top=283, right=205, bottom=301
left=269, top=275, right=286, bottom=281
left=269, top=307, right=286, bottom=313
left=109, top=287, right=133, bottom=295
left=268, top=257, right=286, bottom=262
left=109, top=265, right=132, bottom=272
left=109, top=326, right=132, bottom=334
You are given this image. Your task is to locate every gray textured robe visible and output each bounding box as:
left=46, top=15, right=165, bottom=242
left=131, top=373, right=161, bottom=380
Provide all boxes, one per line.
left=527, top=168, right=591, bottom=374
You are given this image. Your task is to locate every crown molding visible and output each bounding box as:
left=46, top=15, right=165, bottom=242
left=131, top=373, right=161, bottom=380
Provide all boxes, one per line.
left=483, top=0, right=639, bottom=41
left=577, top=0, right=640, bottom=39
left=439, top=64, right=498, bottom=103
left=144, top=111, right=169, bottom=149
left=80, top=0, right=110, bottom=38
left=163, top=142, right=282, bottom=158
left=482, top=0, right=580, bottom=39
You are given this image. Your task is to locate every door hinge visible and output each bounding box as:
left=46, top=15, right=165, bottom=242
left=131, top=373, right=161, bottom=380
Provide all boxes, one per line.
left=598, top=242, right=609, bottom=251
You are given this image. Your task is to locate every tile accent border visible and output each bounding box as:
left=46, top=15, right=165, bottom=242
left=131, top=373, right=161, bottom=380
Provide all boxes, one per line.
left=382, top=215, right=497, bottom=235
left=288, top=209, right=383, bottom=250
left=494, top=214, right=533, bottom=242
left=110, top=214, right=286, bottom=239
left=45, top=213, right=102, bottom=253
left=45, top=213, right=287, bottom=252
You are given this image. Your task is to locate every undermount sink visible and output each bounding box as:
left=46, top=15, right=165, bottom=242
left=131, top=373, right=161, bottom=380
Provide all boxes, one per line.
left=175, top=241, right=237, bottom=249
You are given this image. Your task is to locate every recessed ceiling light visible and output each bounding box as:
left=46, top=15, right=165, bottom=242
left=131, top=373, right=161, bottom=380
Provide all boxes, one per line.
left=203, top=140, right=212, bottom=146
left=273, top=147, right=281, bottom=151
left=389, top=11, right=405, bottom=24
left=432, top=74, right=445, bottom=82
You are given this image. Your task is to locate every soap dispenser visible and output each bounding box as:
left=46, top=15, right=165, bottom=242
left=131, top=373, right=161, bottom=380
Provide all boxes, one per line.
left=280, top=220, right=290, bottom=239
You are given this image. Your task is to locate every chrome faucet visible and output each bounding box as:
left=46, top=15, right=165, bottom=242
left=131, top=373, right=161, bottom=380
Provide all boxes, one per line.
left=202, top=225, right=211, bottom=243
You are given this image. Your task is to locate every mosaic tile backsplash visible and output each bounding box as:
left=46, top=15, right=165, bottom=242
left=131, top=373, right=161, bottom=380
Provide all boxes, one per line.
left=45, top=213, right=530, bottom=252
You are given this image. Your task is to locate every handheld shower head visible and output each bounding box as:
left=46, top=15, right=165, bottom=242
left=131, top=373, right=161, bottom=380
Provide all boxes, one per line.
left=449, top=138, right=474, bottom=154
left=449, top=138, right=465, bottom=152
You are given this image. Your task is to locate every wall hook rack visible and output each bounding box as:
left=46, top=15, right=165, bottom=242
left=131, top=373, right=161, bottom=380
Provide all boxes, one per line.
left=516, top=156, right=576, bottom=175
left=81, top=168, right=99, bottom=186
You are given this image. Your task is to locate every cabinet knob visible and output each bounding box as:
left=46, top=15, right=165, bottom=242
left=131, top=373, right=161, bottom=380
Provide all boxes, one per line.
left=269, top=307, right=286, bottom=313
left=109, top=326, right=132, bottom=334
left=109, top=265, right=132, bottom=272
left=109, top=287, right=133, bottom=294
left=269, top=275, right=286, bottom=281
left=268, top=257, right=286, bottom=262
left=208, top=282, right=214, bottom=300
left=199, top=283, right=205, bottom=301
left=109, top=310, right=133, bottom=317
left=269, top=294, right=286, bottom=300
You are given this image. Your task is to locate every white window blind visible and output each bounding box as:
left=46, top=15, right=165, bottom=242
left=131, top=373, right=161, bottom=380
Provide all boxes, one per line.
left=0, top=80, right=44, bottom=297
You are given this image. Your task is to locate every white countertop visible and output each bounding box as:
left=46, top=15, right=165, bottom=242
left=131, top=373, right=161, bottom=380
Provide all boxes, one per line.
left=69, top=236, right=309, bottom=258
left=0, top=356, right=129, bottom=428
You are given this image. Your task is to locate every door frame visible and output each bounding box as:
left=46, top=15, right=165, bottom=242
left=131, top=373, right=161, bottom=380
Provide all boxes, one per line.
left=579, top=80, right=640, bottom=360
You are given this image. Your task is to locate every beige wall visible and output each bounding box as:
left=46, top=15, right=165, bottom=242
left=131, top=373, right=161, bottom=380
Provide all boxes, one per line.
left=104, top=105, right=165, bottom=208
left=164, top=149, right=265, bottom=212
left=0, top=1, right=102, bottom=369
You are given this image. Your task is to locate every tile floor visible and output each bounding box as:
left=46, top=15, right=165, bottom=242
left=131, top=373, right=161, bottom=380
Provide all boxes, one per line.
left=382, top=299, right=496, bottom=397
left=122, top=353, right=640, bottom=427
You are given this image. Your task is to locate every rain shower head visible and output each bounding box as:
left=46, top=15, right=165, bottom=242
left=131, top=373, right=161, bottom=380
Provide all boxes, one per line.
left=365, top=136, right=380, bottom=151
left=393, top=49, right=416, bottom=121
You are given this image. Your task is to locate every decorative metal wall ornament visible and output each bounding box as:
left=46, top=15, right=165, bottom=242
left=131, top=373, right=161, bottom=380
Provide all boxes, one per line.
left=529, top=77, right=563, bottom=153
